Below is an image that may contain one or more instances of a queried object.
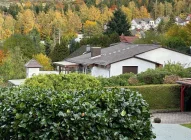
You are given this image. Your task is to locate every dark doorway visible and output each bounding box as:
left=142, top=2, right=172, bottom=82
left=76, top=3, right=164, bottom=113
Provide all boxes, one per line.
left=122, top=66, right=138, bottom=74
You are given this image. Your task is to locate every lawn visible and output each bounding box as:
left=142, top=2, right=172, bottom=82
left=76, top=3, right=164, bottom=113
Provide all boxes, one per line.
left=181, top=124, right=191, bottom=129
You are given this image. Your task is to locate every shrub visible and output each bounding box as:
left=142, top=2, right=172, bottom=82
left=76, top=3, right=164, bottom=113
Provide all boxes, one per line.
left=24, top=73, right=101, bottom=91
left=128, top=76, right=140, bottom=86
left=137, top=68, right=171, bottom=84
left=163, top=75, right=180, bottom=84
left=0, top=87, right=155, bottom=139
left=98, top=73, right=135, bottom=87
left=163, top=62, right=189, bottom=77
left=125, top=84, right=180, bottom=109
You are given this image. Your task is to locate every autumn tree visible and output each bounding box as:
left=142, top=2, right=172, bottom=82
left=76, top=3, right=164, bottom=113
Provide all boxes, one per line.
left=15, top=9, right=35, bottom=34
left=33, top=53, right=53, bottom=71
left=0, top=50, right=6, bottom=65
left=106, top=9, right=131, bottom=36
left=66, top=10, right=82, bottom=33
left=83, top=20, right=102, bottom=37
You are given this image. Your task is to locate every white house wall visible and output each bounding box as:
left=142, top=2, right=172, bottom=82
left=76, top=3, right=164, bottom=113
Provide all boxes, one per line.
left=91, top=66, right=109, bottom=78
left=136, top=48, right=191, bottom=68
left=110, top=58, right=156, bottom=77
left=26, top=68, right=40, bottom=78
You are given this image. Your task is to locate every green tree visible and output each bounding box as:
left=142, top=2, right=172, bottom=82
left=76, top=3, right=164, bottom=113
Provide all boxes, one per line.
left=51, top=41, right=69, bottom=62
left=0, top=48, right=27, bottom=81
left=165, top=37, right=189, bottom=54
left=106, top=9, right=131, bottom=36
left=3, top=34, right=37, bottom=59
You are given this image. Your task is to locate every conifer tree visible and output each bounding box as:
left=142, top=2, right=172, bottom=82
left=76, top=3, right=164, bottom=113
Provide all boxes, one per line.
left=51, top=41, right=69, bottom=62
left=106, top=9, right=131, bottom=36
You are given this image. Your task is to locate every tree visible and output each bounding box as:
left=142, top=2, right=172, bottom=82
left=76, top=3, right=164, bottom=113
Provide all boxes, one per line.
left=50, top=41, right=69, bottom=62
left=0, top=48, right=27, bottom=82
left=83, top=20, right=102, bottom=37
left=165, top=37, right=189, bottom=54
left=33, top=53, right=53, bottom=71
left=3, top=34, right=37, bottom=59
left=106, top=9, right=131, bottom=36
left=15, top=9, right=35, bottom=34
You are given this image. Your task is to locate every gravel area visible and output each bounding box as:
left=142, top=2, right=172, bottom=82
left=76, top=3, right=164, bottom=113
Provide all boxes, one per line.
left=151, top=112, right=191, bottom=124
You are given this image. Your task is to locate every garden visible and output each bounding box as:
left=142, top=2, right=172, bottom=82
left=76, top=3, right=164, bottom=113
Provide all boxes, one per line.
left=0, top=62, right=190, bottom=139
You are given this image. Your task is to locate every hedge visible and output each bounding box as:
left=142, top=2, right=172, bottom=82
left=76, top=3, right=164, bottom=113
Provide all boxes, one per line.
left=108, top=84, right=181, bottom=110
left=0, top=87, right=155, bottom=139
left=24, top=73, right=101, bottom=91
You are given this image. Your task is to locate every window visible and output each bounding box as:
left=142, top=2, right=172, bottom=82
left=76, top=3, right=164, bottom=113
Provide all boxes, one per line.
left=122, top=66, right=138, bottom=74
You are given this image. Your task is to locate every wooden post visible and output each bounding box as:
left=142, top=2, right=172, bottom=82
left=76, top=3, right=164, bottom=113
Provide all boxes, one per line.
left=181, top=85, right=186, bottom=112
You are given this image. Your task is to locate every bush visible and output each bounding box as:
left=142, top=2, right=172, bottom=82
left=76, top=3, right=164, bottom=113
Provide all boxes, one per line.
left=137, top=68, right=171, bottom=84
left=128, top=76, right=140, bottom=86
left=0, top=87, right=155, bottom=139
left=98, top=73, right=135, bottom=87
left=163, top=62, right=189, bottom=77
left=163, top=75, right=180, bottom=84
left=124, top=84, right=180, bottom=109
left=24, top=73, right=101, bottom=91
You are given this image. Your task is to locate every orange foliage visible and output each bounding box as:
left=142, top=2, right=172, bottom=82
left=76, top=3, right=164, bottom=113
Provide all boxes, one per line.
left=110, top=5, right=117, bottom=11
left=0, top=50, right=6, bottom=65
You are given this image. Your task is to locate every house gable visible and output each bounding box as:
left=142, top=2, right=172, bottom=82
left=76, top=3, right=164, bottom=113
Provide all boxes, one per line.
left=136, top=48, right=191, bottom=67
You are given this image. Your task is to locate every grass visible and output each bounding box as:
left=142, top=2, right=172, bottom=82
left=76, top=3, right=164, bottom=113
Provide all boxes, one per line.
left=181, top=124, right=191, bottom=129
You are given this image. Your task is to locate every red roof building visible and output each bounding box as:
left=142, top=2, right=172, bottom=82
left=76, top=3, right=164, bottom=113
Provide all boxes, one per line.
left=120, top=35, right=138, bottom=44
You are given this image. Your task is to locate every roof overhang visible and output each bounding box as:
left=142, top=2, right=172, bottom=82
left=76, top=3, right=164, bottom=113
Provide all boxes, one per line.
left=176, top=78, right=191, bottom=86
left=53, top=61, right=78, bottom=67
left=8, top=79, right=25, bottom=86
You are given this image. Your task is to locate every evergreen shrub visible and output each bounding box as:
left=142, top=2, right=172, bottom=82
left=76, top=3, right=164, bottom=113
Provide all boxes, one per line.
left=0, top=87, right=155, bottom=139
left=24, top=73, right=101, bottom=91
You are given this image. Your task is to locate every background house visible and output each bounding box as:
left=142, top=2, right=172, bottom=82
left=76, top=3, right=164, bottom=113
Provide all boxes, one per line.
left=131, top=18, right=155, bottom=31
left=54, top=43, right=191, bottom=78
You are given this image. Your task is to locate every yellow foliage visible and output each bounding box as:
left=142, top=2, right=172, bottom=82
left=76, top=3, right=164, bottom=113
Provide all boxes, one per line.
left=88, top=6, right=101, bottom=21
left=15, top=9, right=35, bottom=34
left=33, top=53, right=53, bottom=71
left=66, top=10, right=82, bottom=32
left=121, top=5, right=132, bottom=21
left=84, top=20, right=97, bottom=27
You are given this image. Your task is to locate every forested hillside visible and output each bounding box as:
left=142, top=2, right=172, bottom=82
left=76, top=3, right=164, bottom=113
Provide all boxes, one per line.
left=1, top=0, right=191, bottom=19
left=0, top=0, right=191, bottom=83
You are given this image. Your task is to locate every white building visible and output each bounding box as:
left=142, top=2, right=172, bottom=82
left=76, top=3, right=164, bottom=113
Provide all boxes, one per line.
left=54, top=43, right=191, bottom=78
left=131, top=18, right=155, bottom=31
left=9, top=59, right=59, bottom=86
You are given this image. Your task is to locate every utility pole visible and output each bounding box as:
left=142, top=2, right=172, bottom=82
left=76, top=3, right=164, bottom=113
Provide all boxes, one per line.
left=155, top=0, right=158, bottom=19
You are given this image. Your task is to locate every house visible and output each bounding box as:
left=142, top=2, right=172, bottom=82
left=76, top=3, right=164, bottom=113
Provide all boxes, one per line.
left=175, top=16, right=187, bottom=26
left=74, top=34, right=83, bottom=42
left=54, top=43, right=191, bottom=78
left=131, top=18, right=155, bottom=31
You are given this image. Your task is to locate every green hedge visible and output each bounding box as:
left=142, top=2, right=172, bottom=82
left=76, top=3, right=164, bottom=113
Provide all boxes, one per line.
left=0, top=87, right=155, bottom=139
left=24, top=73, right=101, bottom=91
left=108, top=84, right=180, bottom=110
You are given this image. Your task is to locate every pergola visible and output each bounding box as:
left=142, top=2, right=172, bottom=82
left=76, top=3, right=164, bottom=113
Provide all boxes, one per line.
left=176, top=78, right=191, bottom=112
left=53, top=61, right=79, bottom=74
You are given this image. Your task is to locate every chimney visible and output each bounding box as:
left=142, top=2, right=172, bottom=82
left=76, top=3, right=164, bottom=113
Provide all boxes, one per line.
left=91, top=47, right=101, bottom=58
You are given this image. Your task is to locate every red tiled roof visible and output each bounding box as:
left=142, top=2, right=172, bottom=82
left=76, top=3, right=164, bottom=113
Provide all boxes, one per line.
left=120, top=35, right=138, bottom=43
left=25, top=59, right=42, bottom=68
